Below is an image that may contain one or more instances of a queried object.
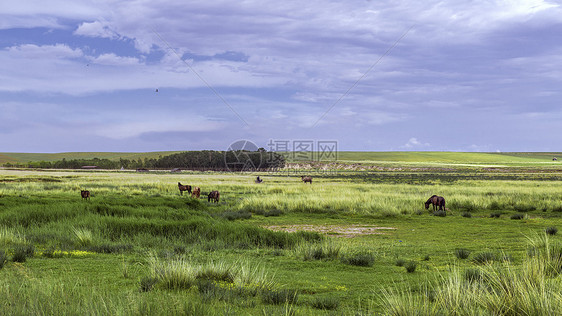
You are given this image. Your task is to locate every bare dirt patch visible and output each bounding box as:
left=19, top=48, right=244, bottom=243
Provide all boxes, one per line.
left=263, top=224, right=396, bottom=238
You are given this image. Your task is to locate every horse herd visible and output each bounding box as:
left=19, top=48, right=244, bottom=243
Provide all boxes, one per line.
left=81, top=176, right=448, bottom=213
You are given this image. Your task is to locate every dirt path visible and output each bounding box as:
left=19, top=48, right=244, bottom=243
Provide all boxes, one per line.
left=263, top=224, right=396, bottom=238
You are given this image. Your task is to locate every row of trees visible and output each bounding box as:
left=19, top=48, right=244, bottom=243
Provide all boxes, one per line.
left=3, top=150, right=285, bottom=171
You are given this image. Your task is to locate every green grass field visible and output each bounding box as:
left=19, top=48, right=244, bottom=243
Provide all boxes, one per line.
left=1, top=162, right=561, bottom=314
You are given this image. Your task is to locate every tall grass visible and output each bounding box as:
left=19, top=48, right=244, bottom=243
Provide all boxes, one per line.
left=148, top=255, right=274, bottom=291
left=380, top=234, right=562, bottom=315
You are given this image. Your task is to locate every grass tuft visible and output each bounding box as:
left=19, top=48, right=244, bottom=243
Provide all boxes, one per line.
left=454, top=248, right=471, bottom=259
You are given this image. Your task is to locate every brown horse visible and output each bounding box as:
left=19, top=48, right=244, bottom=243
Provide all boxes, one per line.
left=425, top=195, right=445, bottom=211
left=81, top=190, right=90, bottom=201
left=208, top=190, right=220, bottom=203
left=255, top=176, right=263, bottom=183
left=178, top=182, right=192, bottom=195
left=301, top=176, right=312, bottom=184
left=191, top=187, right=201, bottom=199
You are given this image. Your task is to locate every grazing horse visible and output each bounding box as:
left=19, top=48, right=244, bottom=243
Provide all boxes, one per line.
left=81, top=190, right=90, bottom=201
left=191, top=187, right=201, bottom=199
left=178, top=182, right=192, bottom=196
left=208, top=191, right=220, bottom=203
left=425, top=195, right=445, bottom=211
left=301, top=176, right=312, bottom=184
left=255, top=176, right=263, bottom=183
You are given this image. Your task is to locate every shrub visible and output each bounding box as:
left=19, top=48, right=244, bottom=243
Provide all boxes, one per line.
left=511, top=213, right=526, bottom=220
left=139, top=277, right=159, bottom=292
left=490, top=212, right=501, bottom=218
left=405, top=261, right=417, bottom=273
left=0, top=250, right=6, bottom=269
left=261, top=288, right=298, bottom=305
left=311, top=295, right=340, bottom=310
left=461, top=212, right=472, bottom=218
left=514, top=204, right=536, bottom=212
left=489, top=201, right=502, bottom=210
left=433, top=210, right=446, bottom=217
left=12, top=245, right=31, bottom=262
left=473, top=252, right=496, bottom=264
left=546, top=227, right=558, bottom=235
left=454, top=248, right=471, bottom=260
left=341, top=251, right=375, bottom=267
left=423, top=255, right=430, bottom=261
left=264, top=209, right=283, bottom=217
left=220, top=210, right=252, bottom=221
left=395, top=258, right=406, bottom=267
left=90, top=244, right=133, bottom=254
left=552, top=206, right=562, bottom=213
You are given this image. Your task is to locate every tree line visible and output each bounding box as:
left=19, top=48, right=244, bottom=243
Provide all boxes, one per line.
left=3, top=150, right=285, bottom=171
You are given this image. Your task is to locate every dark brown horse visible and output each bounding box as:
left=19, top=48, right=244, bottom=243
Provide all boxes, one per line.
left=255, top=176, right=263, bottom=183
left=178, top=182, right=192, bottom=195
left=425, top=195, right=445, bottom=211
left=191, top=187, right=201, bottom=199
left=208, top=190, right=220, bottom=203
left=301, top=176, right=312, bottom=184
left=81, top=190, right=90, bottom=201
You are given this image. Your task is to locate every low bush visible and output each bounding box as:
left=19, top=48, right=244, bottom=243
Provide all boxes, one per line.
left=433, top=210, right=446, bottom=217
left=395, top=258, right=406, bottom=267
left=311, top=295, right=340, bottom=310
left=490, top=212, right=501, bottom=218
left=473, top=252, right=496, bottom=264
left=341, top=251, right=375, bottom=267
left=405, top=261, right=417, bottom=273
left=461, top=212, right=472, bottom=218
left=264, top=209, right=283, bottom=217
left=0, top=250, right=6, bottom=269
left=90, top=243, right=133, bottom=254
left=12, top=245, right=33, bottom=262
left=220, top=210, right=252, bottom=221
left=139, top=277, right=159, bottom=292
left=510, top=213, right=526, bottom=220
left=514, top=204, right=536, bottom=212
left=261, top=288, right=298, bottom=305
left=454, top=248, right=471, bottom=260
left=546, top=227, right=558, bottom=235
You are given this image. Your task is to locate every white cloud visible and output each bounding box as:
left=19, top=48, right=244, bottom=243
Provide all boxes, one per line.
left=401, top=137, right=430, bottom=149
left=74, top=20, right=121, bottom=40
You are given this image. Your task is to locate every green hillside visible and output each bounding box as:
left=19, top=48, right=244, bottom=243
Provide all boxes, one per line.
left=327, top=151, right=562, bottom=165
left=0, top=151, right=183, bottom=164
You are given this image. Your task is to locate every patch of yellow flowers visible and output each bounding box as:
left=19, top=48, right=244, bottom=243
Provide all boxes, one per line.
left=39, top=250, right=96, bottom=257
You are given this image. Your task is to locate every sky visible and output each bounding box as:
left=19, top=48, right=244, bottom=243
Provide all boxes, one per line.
left=1, top=0, right=562, bottom=153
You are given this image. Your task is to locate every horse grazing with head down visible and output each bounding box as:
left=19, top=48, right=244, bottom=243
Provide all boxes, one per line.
left=208, top=191, right=220, bottom=203
left=81, top=190, right=91, bottom=201
left=191, top=187, right=201, bottom=199
left=255, top=176, right=263, bottom=184
left=301, top=176, right=312, bottom=184
left=178, top=182, right=192, bottom=196
left=425, top=195, right=446, bottom=211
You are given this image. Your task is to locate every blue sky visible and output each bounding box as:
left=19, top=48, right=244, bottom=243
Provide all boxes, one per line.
left=1, top=0, right=562, bottom=153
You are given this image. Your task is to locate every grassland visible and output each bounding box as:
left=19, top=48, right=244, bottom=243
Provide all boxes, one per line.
left=1, top=160, right=562, bottom=314
left=0, top=151, right=183, bottom=164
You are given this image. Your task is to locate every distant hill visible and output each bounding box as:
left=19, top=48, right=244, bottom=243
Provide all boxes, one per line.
left=2, top=151, right=560, bottom=167
left=0, top=151, right=183, bottom=164
left=329, top=152, right=562, bottom=164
